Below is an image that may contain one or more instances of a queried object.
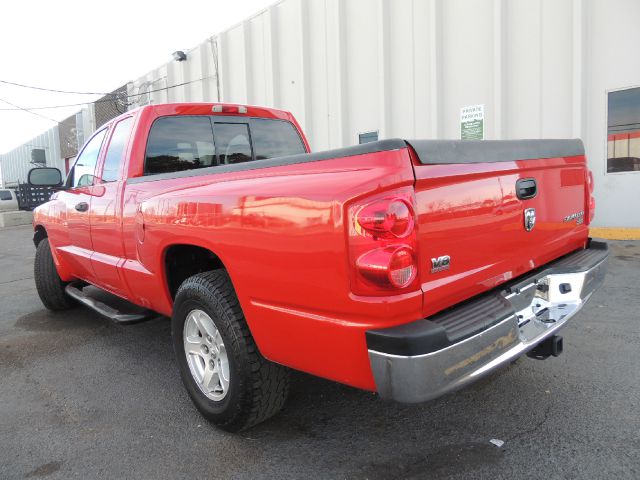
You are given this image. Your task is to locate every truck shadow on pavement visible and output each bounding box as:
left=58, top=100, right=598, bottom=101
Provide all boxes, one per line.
left=3, top=306, right=570, bottom=479
left=15, top=308, right=111, bottom=333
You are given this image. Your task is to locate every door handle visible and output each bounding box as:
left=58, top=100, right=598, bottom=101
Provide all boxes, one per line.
left=516, top=178, right=537, bottom=200
left=75, top=202, right=89, bottom=212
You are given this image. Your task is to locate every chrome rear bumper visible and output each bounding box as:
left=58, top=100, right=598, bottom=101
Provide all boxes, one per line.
left=367, top=240, right=609, bottom=403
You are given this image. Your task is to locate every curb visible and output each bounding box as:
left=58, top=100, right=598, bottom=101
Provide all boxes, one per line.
left=590, top=227, right=640, bottom=241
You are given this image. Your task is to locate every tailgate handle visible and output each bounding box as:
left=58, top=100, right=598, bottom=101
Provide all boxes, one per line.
left=516, top=178, right=537, bottom=200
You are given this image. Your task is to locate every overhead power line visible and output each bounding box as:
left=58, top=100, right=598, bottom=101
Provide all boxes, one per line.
left=0, top=79, right=109, bottom=95
left=0, top=76, right=216, bottom=111
left=0, top=97, right=58, bottom=123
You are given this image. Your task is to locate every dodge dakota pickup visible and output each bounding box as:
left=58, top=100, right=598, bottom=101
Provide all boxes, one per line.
left=29, top=103, right=608, bottom=431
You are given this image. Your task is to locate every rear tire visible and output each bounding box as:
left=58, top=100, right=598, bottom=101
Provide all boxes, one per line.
left=34, top=239, right=75, bottom=311
left=172, top=270, right=290, bottom=431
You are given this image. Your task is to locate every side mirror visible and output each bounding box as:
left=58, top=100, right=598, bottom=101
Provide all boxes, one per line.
left=28, top=167, right=62, bottom=187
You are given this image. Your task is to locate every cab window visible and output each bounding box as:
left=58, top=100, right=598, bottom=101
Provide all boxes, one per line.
left=101, top=117, right=133, bottom=182
left=143, top=115, right=306, bottom=176
left=70, top=129, right=107, bottom=188
left=214, top=123, right=253, bottom=164
left=250, top=118, right=306, bottom=159
left=145, top=117, right=215, bottom=175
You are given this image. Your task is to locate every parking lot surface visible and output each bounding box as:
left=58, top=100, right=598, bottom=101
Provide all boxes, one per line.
left=1, top=225, right=638, bottom=479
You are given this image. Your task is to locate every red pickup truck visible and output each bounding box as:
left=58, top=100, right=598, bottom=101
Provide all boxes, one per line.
left=29, top=103, right=608, bottom=431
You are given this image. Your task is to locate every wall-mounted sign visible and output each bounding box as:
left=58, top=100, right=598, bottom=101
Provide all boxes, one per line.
left=358, top=131, right=379, bottom=144
left=460, top=104, right=485, bottom=140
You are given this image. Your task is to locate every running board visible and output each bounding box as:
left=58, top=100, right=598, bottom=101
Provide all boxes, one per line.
left=65, top=283, right=156, bottom=324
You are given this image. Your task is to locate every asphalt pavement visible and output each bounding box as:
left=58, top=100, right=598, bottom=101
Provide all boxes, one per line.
left=1, top=225, right=638, bottom=479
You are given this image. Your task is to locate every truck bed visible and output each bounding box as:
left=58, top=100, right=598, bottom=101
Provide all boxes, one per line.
left=130, top=136, right=588, bottom=322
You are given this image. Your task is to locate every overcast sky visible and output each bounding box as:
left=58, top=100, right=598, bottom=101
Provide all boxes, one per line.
left=0, top=0, right=275, bottom=153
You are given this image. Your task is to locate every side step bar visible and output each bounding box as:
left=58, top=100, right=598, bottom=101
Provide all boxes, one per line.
left=65, top=283, right=157, bottom=324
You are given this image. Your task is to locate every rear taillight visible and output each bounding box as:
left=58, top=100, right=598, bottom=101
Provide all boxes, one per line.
left=356, top=199, right=414, bottom=239
left=348, top=189, right=419, bottom=295
left=356, top=246, right=417, bottom=288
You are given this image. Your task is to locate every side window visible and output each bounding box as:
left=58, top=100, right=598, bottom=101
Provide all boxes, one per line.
left=71, top=129, right=107, bottom=188
left=0, top=190, right=12, bottom=201
left=101, top=117, right=133, bottom=182
left=145, top=117, right=215, bottom=175
left=214, top=123, right=253, bottom=164
left=251, top=119, right=306, bottom=159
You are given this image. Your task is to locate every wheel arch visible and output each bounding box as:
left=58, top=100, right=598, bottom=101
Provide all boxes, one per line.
left=163, top=243, right=227, bottom=300
left=33, top=224, right=48, bottom=247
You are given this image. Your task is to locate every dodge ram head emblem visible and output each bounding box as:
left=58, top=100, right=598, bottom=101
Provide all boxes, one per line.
left=524, top=208, right=536, bottom=232
left=431, top=255, right=451, bottom=273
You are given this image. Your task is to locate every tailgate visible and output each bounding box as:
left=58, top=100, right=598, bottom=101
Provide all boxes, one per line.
left=407, top=139, right=590, bottom=318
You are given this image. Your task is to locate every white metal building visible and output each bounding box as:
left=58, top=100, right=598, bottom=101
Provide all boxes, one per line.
left=0, top=107, right=94, bottom=187
left=128, top=0, right=640, bottom=228
left=0, top=125, right=63, bottom=187
left=2, top=0, right=638, bottom=227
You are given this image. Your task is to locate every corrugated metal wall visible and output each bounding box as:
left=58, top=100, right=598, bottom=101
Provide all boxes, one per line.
left=128, top=38, right=220, bottom=107
left=0, top=126, right=63, bottom=187
left=128, top=0, right=587, bottom=149
left=0, top=87, right=126, bottom=188
left=0, top=0, right=635, bottom=225
left=128, top=0, right=640, bottom=227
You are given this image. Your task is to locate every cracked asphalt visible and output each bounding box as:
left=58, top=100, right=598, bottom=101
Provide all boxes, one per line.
left=1, top=224, right=639, bottom=479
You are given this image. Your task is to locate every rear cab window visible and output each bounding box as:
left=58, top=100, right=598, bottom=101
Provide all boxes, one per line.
left=250, top=118, right=306, bottom=159
left=214, top=123, right=253, bottom=165
left=145, top=117, right=215, bottom=175
left=144, top=115, right=306, bottom=176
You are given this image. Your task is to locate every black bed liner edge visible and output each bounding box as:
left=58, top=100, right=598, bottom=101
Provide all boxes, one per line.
left=127, top=137, right=584, bottom=184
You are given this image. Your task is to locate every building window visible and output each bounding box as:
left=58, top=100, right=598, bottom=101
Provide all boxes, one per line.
left=359, top=131, right=378, bottom=144
left=607, top=86, right=640, bottom=173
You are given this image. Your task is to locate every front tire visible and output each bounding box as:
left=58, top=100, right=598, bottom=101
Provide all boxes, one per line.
left=172, top=270, right=289, bottom=431
left=34, top=239, right=75, bottom=311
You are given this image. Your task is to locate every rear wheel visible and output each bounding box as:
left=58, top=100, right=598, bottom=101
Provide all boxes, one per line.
left=34, top=239, right=75, bottom=311
left=172, top=270, right=289, bottom=431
